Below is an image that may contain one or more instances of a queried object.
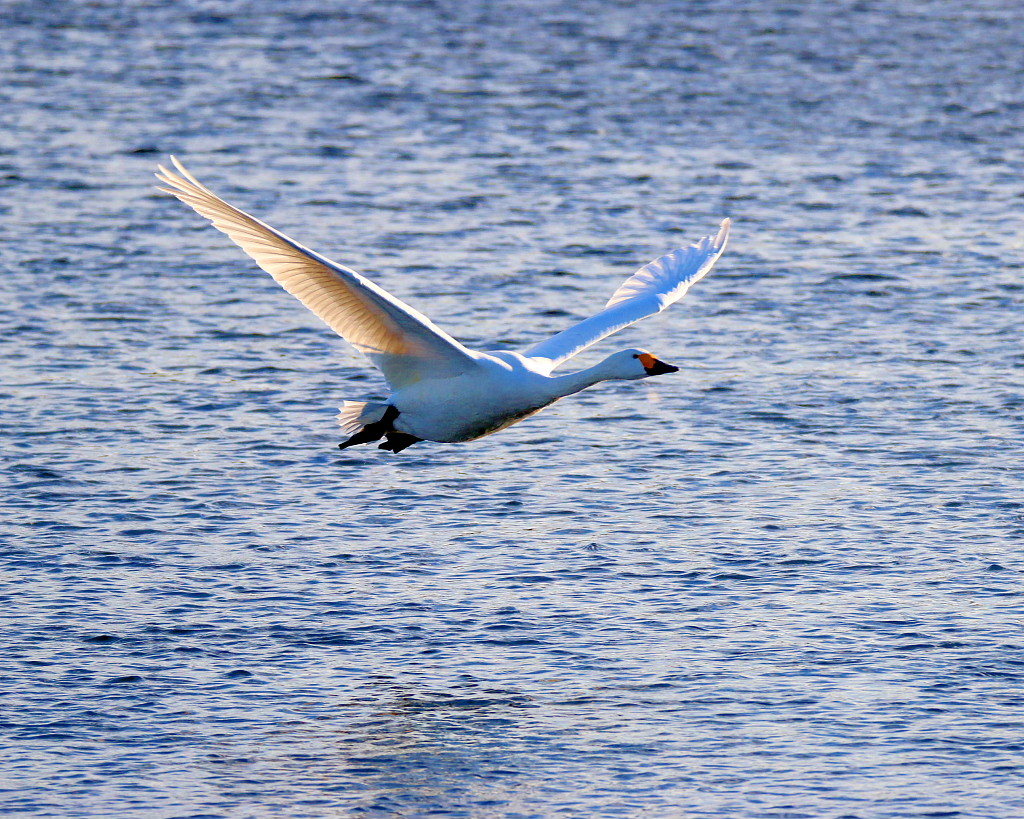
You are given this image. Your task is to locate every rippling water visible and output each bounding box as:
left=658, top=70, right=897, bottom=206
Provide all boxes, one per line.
left=3, top=1, right=1024, bottom=816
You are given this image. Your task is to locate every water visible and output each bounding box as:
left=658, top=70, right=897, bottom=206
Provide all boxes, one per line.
left=3, top=0, right=1024, bottom=815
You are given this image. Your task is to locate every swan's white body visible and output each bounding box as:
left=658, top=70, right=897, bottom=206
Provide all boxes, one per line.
left=389, top=352, right=551, bottom=442
left=156, top=158, right=730, bottom=450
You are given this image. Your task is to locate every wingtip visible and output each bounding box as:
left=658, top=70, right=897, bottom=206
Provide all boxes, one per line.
left=156, top=155, right=213, bottom=196
left=715, top=217, right=731, bottom=248
left=170, top=155, right=195, bottom=183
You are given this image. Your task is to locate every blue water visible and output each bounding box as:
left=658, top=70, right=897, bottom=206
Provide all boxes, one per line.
left=3, top=1, right=1024, bottom=816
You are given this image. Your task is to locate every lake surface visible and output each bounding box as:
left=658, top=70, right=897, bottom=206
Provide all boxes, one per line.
left=3, top=1, right=1024, bottom=816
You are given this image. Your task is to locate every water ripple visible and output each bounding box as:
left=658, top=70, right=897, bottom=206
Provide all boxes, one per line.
left=3, top=0, right=1024, bottom=816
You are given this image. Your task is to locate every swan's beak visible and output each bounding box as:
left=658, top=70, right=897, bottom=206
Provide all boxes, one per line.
left=644, top=358, right=679, bottom=375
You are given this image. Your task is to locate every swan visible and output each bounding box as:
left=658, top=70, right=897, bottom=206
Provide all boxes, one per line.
left=156, top=158, right=730, bottom=453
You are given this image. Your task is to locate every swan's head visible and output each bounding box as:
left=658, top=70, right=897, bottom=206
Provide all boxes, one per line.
left=609, top=348, right=680, bottom=380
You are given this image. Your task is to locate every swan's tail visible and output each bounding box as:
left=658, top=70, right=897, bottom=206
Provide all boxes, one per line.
left=337, top=400, right=390, bottom=436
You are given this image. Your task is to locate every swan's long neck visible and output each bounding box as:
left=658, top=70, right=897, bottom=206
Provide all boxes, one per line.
left=546, top=358, right=625, bottom=400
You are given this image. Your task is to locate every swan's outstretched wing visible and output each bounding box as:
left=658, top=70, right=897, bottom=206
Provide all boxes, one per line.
left=524, top=219, right=730, bottom=369
left=156, top=157, right=478, bottom=389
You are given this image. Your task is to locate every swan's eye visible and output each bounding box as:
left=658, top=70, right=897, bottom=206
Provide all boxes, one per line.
left=632, top=354, right=639, bottom=359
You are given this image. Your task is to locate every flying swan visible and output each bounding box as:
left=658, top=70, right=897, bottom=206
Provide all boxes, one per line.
left=156, top=158, right=730, bottom=453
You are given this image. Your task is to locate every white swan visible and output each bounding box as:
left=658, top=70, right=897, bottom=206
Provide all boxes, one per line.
left=156, top=158, right=730, bottom=452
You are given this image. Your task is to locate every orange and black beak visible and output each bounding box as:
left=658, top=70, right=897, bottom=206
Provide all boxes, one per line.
left=638, top=352, right=679, bottom=375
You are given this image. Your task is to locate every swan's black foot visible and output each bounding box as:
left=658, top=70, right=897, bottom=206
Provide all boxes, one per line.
left=339, top=428, right=382, bottom=449
left=378, top=431, right=422, bottom=453
left=339, top=405, right=400, bottom=450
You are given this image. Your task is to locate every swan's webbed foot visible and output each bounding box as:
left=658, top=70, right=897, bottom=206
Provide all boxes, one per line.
left=338, top=405, right=401, bottom=450
left=339, top=428, right=383, bottom=449
left=378, top=431, right=422, bottom=453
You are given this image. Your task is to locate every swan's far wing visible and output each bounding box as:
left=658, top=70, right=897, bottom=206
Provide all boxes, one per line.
left=524, top=219, right=730, bottom=369
left=156, top=158, right=477, bottom=388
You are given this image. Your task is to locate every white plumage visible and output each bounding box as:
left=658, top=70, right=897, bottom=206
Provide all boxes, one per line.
left=157, top=157, right=730, bottom=452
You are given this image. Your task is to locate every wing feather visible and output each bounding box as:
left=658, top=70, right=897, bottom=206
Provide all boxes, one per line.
left=156, top=157, right=477, bottom=388
left=524, top=219, right=730, bottom=368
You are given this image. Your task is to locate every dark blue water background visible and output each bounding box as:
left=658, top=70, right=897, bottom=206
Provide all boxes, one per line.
left=2, top=1, right=1023, bottom=815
